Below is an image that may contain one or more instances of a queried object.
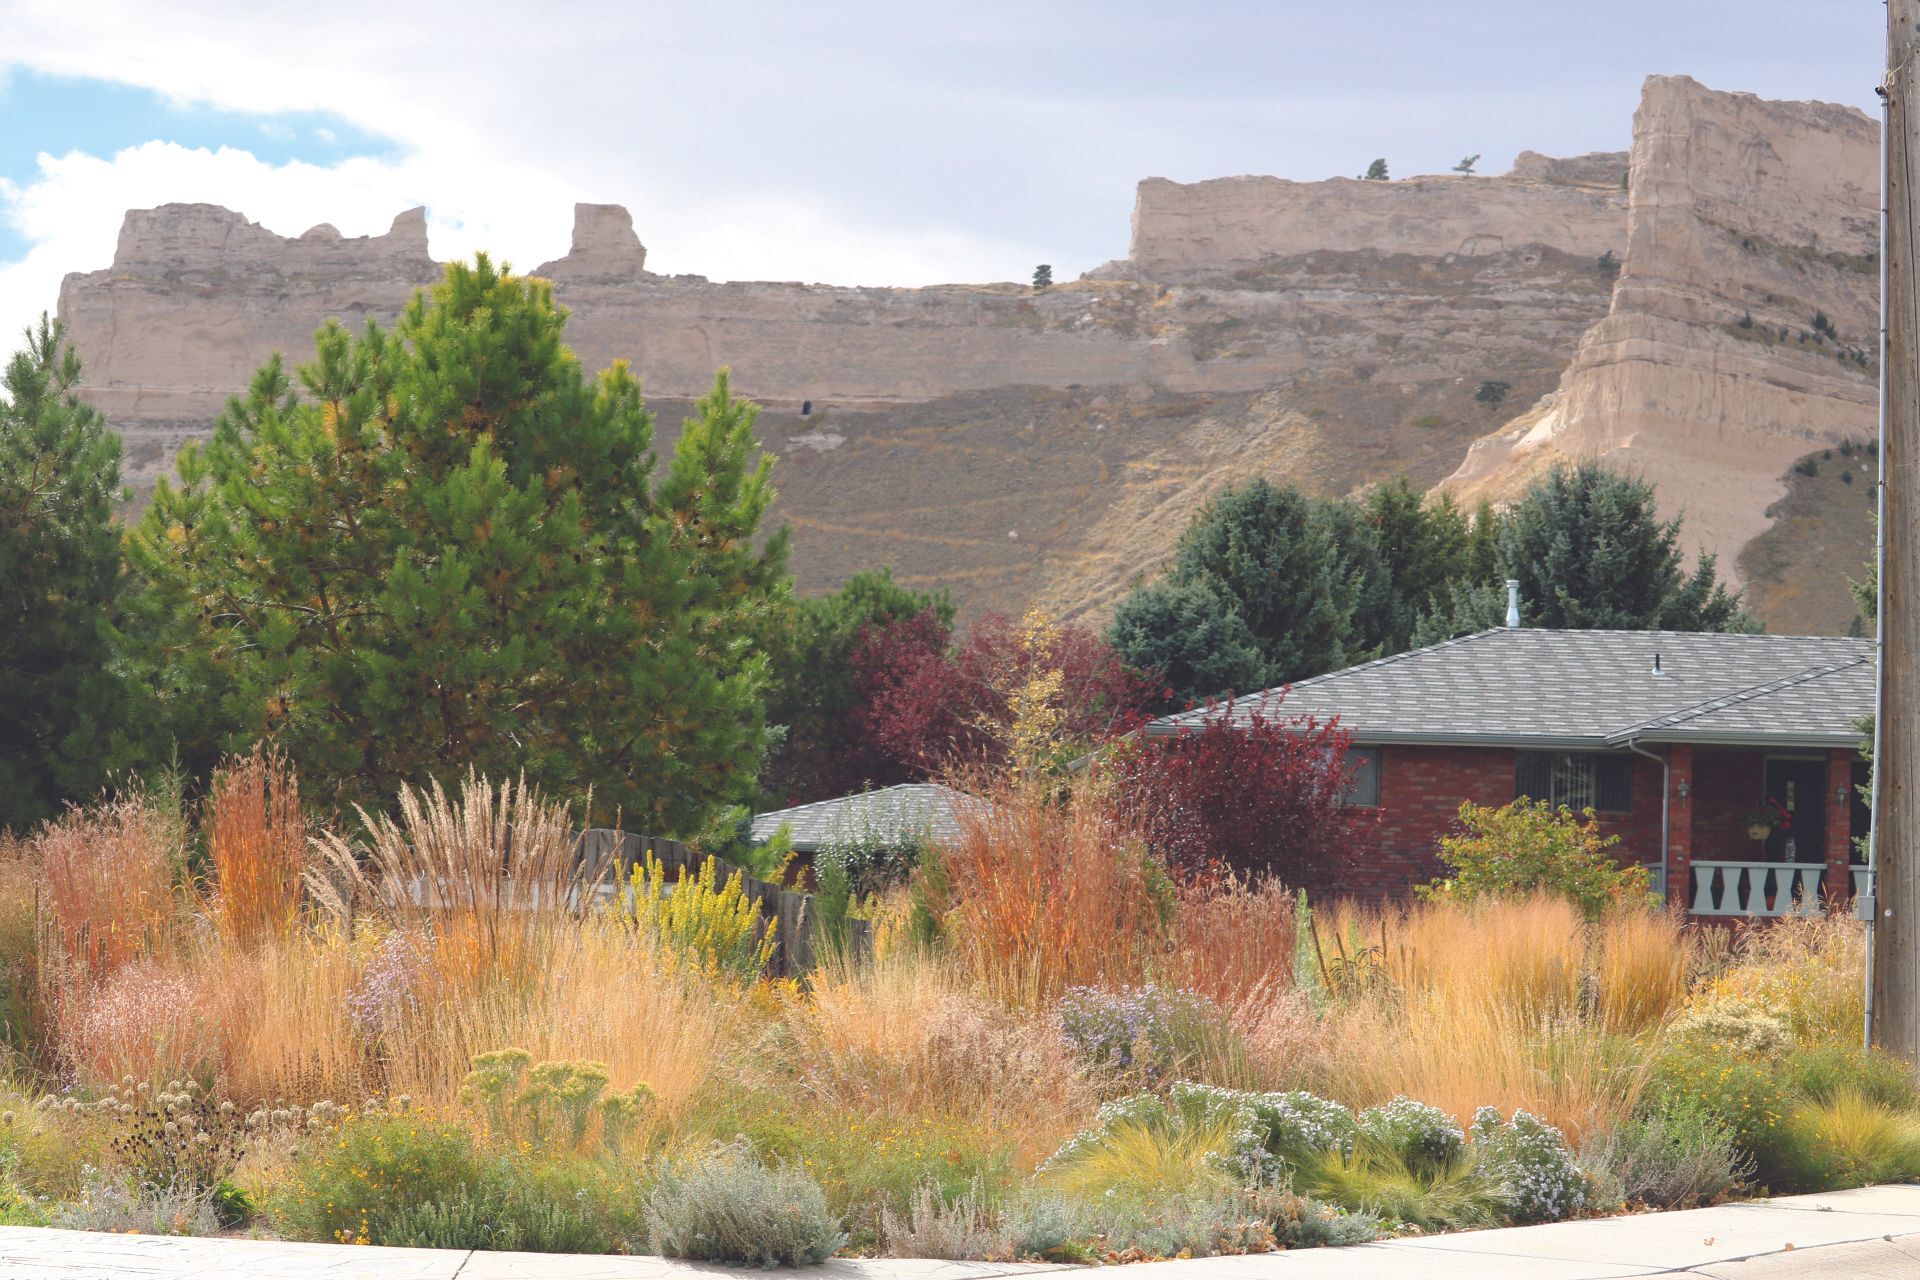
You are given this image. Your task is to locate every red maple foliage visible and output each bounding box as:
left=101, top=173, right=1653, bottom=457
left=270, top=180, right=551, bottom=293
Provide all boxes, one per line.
left=845, top=609, right=1166, bottom=780
left=1108, top=693, right=1366, bottom=892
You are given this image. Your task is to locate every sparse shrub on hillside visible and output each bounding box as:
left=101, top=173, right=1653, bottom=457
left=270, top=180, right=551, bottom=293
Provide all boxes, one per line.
left=1032, top=264, right=1053, bottom=290
left=1475, top=379, right=1510, bottom=408
left=1363, top=159, right=1388, bottom=180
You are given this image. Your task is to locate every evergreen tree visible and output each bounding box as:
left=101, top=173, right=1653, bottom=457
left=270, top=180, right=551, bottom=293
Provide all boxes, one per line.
left=0, top=317, right=147, bottom=828
left=761, top=568, right=952, bottom=803
left=1495, top=462, right=1757, bottom=633
left=1465, top=496, right=1502, bottom=584
left=1105, top=577, right=1268, bottom=706
left=1106, top=479, right=1357, bottom=702
left=130, top=258, right=785, bottom=831
left=1361, top=478, right=1470, bottom=650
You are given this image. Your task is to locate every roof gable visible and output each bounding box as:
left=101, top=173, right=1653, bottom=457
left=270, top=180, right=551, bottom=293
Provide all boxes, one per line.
left=1147, top=629, right=1874, bottom=748
left=749, top=783, right=975, bottom=852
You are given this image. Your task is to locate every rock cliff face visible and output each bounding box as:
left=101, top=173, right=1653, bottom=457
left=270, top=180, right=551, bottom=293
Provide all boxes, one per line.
left=1444, top=76, right=1879, bottom=605
left=58, top=75, right=1871, bottom=629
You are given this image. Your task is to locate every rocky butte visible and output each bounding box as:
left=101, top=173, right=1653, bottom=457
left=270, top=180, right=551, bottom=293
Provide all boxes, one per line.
left=58, top=75, right=1873, bottom=631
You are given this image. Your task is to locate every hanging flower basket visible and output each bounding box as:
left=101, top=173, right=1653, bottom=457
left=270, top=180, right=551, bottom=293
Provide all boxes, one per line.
left=1745, top=799, right=1790, bottom=842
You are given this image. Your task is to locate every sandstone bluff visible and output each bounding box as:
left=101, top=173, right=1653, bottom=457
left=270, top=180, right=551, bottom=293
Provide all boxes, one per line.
left=59, top=75, right=1874, bottom=631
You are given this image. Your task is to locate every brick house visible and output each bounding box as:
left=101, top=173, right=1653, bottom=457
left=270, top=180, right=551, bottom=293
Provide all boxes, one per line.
left=1141, top=627, right=1875, bottom=918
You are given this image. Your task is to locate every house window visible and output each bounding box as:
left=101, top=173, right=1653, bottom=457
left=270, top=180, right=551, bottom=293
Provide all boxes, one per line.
left=1515, top=752, right=1632, bottom=813
left=1343, top=747, right=1380, bottom=807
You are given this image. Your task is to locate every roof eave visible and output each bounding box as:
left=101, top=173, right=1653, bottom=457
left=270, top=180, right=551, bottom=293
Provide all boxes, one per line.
left=1610, top=729, right=1871, bottom=750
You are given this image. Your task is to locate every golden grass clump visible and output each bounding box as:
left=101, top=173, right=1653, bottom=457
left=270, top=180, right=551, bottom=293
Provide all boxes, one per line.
left=1694, top=909, right=1865, bottom=1044
left=35, top=792, right=178, bottom=983
left=787, top=947, right=1095, bottom=1163
left=1593, top=906, right=1692, bottom=1034
left=311, top=771, right=586, bottom=993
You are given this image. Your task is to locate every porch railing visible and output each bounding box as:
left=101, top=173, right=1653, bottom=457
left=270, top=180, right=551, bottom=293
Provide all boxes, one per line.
left=1688, top=861, right=1826, bottom=918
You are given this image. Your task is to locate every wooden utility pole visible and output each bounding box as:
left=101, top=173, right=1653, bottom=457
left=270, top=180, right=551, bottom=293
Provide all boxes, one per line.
left=1875, top=0, right=1920, bottom=1060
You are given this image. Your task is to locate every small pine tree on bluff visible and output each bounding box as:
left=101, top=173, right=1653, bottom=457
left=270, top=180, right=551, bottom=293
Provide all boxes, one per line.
left=0, top=317, right=148, bottom=829
left=131, top=258, right=788, bottom=831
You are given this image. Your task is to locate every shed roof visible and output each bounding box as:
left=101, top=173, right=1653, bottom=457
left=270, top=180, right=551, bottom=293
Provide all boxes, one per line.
left=749, top=783, right=976, bottom=853
left=1144, top=629, right=1874, bottom=749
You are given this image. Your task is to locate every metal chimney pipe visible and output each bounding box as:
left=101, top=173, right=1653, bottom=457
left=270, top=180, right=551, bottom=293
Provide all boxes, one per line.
left=1505, top=579, right=1521, bottom=628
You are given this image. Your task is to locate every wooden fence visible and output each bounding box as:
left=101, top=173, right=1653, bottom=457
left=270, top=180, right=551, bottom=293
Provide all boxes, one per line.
left=574, top=828, right=871, bottom=978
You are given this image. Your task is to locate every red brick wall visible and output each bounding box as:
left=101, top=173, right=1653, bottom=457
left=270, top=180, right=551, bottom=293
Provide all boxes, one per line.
left=1344, top=745, right=1666, bottom=901
left=1688, top=749, right=1769, bottom=863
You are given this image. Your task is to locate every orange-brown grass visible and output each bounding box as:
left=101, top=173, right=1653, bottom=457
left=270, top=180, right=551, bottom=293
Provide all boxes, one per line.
left=1319, top=997, right=1653, bottom=1147
left=789, top=947, right=1095, bottom=1164
left=34, top=793, right=178, bottom=982
left=1302, top=895, right=1658, bottom=1144
left=207, top=746, right=307, bottom=947
left=1165, top=876, right=1296, bottom=1006
left=207, top=929, right=370, bottom=1104
left=940, top=778, right=1156, bottom=1004
left=1593, top=907, right=1692, bottom=1034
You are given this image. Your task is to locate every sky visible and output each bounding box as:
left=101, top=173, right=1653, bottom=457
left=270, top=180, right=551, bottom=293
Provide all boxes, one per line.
left=0, top=0, right=1887, bottom=349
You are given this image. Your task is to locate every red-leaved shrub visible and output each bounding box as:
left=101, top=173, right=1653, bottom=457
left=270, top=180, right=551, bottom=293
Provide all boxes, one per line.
left=1110, top=695, right=1366, bottom=892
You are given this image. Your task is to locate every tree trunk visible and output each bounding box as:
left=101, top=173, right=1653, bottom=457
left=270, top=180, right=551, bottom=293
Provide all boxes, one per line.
left=1875, top=0, right=1920, bottom=1060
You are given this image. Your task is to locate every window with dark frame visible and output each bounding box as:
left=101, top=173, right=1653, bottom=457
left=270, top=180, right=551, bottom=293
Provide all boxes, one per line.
left=1515, top=751, right=1632, bottom=813
left=1343, top=746, right=1380, bottom=807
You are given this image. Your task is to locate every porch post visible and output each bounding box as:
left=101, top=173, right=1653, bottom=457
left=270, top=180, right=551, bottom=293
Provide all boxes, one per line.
left=1668, top=744, right=1695, bottom=910
left=1825, top=748, right=1856, bottom=905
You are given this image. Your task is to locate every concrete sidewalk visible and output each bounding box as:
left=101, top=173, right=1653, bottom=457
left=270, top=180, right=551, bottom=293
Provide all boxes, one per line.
left=0, top=1186, right=1916, bottom=1278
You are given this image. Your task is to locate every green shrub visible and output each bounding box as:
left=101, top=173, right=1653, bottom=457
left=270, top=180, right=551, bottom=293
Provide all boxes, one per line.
left=1776, top=1091, right=1920, bottom=1192
left=645, top=1140, right=846, bottom=1266
left=456, top=1048, right=654, bottom=1154
left=1421, top=799, right=1656, bottom=919
left=273, top=1111, right=641, bottom=1251
left=1042, top=1084, right=1356, bottom=1188
left=1300, top=1143, right=1494, bottom=1231
left=1578, top=1100, right=1751, bottom=1209
left=1649, top=1042, right=1791, bottom=1183
left=1356, top=1097, right=1465, bottom=1177
left=687, top=1092, right=1014, bottom=1252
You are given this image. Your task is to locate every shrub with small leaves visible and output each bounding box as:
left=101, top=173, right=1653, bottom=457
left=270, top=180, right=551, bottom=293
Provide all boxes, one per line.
left=645, top=1139, right=846, bottom=1266
left=1470, top=1106, right=1585, bottom=1223
left=50, top=1165, right=218, bottom=1236
left=1357, top=1097, right=1466, bottom=1177
left=1043, top=1083, right=1357, bottom=1187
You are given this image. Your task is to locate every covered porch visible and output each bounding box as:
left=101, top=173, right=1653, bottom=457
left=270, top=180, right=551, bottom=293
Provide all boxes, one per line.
left=1654, top=744, right=1870, bottom=919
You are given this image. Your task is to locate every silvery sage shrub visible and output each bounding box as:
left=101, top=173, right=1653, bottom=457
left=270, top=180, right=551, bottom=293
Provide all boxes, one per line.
left=1470, top=1107, right=1586, bottom=1222
left=645, top=1139, right=846, bottom=1267
left=1057, top=985, right=1223, bottom=1078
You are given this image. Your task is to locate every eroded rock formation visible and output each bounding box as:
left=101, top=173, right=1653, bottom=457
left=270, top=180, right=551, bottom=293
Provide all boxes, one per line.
left=57, top=75, right=1872, bottom=629
left=1444, top=76, right=1878, bottom=601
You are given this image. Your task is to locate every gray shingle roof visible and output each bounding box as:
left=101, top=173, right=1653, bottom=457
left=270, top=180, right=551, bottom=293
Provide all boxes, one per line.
left=749, top=783, right=976, bottom=852
left=1145, top=628, right=1875, bottom=749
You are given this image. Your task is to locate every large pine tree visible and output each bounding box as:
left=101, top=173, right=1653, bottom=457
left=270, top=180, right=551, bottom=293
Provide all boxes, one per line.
left=0, top=317, right=146, bottom=829
left=131, top=259, right=788, bottom=831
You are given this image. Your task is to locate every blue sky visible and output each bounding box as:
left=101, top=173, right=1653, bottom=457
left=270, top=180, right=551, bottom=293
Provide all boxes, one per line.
left=0, top=69, right=395, bottom=258
left=0, top=0, right=1888, bottom=346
